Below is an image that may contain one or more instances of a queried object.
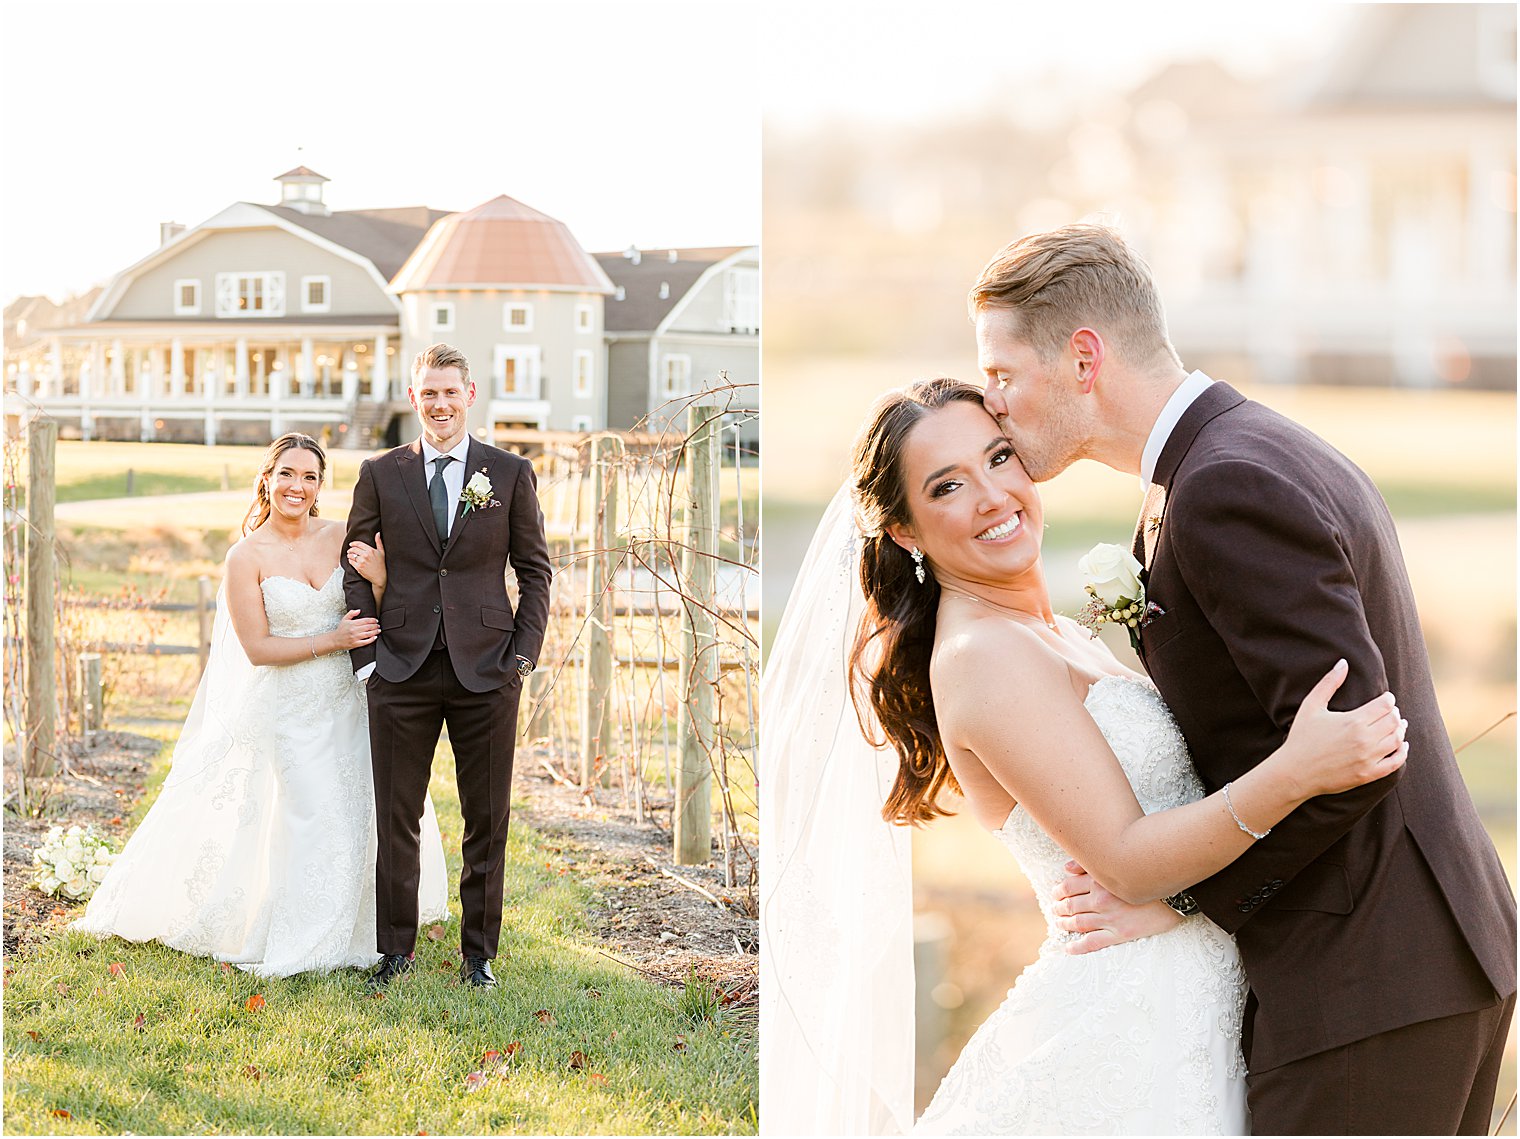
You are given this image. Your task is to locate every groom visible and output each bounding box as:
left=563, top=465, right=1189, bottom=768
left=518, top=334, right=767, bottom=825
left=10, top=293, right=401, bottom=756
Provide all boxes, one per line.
left=343, top=343, right=551, bottom=990
left=973, top=225, right=1515, bottom=1134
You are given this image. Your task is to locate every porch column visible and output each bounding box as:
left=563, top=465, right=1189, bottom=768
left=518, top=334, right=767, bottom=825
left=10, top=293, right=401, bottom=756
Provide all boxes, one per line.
left=235, top=337, right=250, bottom=397
left=48, top=336, right=63, bottom=397
left=170, top=338, right=185, bottom=397
left=270, top=350, right=287, bottom=437
left=371, top=333, right=389, bottom=401
left=300, top=336, right=314, bottom=397
left=342, top=358, right=359, bottom=402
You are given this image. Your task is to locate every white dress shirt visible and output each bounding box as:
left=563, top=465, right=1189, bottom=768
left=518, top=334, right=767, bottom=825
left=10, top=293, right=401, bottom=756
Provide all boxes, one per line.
left=420, top=433, right=471, bottom=537
left=1140, top=370, right=1215, bottom=486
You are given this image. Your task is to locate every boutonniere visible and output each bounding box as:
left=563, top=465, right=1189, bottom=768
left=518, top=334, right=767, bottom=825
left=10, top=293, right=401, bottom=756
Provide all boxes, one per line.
left=460, top=468, right=501, bottom=515
left=1076, top=542, right=1165, bottom=651
left=1146, top=513, right=1164, bottom=535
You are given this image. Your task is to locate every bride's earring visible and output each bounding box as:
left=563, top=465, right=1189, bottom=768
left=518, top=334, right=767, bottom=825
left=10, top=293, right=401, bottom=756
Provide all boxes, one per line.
left=911, top=548, right=926, bottom=585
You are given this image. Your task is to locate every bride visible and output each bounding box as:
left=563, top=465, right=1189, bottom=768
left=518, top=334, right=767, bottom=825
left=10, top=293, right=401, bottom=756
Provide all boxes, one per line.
left=76, top=433, right=448, bottom=977
left=760, top=380, right=1406, bottom=1135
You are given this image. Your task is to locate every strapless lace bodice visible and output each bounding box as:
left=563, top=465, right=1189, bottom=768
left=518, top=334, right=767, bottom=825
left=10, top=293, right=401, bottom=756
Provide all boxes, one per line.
left=916, top=673, right=1249, bottom=1136
left=995, top=674, right=1206, bottom=947
left=261, top=567, right=345, bottom=637
left=259, top=569, right=359, bottom=720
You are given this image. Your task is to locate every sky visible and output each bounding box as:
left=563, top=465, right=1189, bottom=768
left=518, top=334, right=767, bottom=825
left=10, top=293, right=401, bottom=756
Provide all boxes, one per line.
left=0, top=0, right=760, bottom=304
left=762, top=0, right=1353, bottom=132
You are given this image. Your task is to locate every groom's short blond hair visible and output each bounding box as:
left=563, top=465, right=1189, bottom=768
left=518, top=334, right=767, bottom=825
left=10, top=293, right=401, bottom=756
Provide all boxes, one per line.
left=411, top=343, right=471, bottom=387
left=969, top=224, right=1178, bottom=368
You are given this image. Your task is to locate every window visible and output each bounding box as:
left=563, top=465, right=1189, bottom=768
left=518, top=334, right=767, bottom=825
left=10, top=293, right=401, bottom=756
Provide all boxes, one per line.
left=494, top=344, right=542, bottom=399
left=662, top=353, right=691, bottom=397
left=574, top=350, right=594, bottom=398
left=215, top=272, right=286, bottom=318
left=174, top=279, right=201, bottom=315
left=575, top=303, right=594, bottom=333
left=302, top=276, right=331, bottom=313
left=572, top=415, right=593, bottom=432
left=503, top=302, right=534, bottom=332
left=724, top=266, right=759, bottom=333
left=431, top=302, right=455, bottom=332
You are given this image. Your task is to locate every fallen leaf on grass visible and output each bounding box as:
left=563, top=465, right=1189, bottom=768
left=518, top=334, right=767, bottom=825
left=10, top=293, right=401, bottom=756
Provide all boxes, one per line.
left=482, top=1050, right=502, bottom=1066
left=244, top=994, right=266, bottom=1012
left=426, top=925, right=445, bottom=941
left=109, top=816, right=122, bottom=825
left=569, top=1050, right=587, bottom=1069
left=672, top=1035, right=687, bottom=1053
left=534, top=1009, right=555, bottom=1026
left=133, top=1014, right=146, bottom=1032
left=51, top=1109, right=71, bottom=1119
left=370, top=991, right=386, bottom=1001
left=243, top=1065, right=261, bottom=1082
left=55, top=983, right=69, bottom=996
left=589, top=1073, right=607, bottom=1086
left=504, top=1041, right=522, bottom=1057
left=463, top=1070, right=488, bottom=1093
left=584, top=988, right=602, bottom=999
left=26, top=1031, right=39, bottom=1042
left=220, top=963, right=233, bottom=973
left=108, top=962, right=125, bottom=977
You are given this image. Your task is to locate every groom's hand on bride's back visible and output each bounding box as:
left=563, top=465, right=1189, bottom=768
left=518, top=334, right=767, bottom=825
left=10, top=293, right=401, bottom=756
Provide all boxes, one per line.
left=1050, top=860, right=1182, bottom=954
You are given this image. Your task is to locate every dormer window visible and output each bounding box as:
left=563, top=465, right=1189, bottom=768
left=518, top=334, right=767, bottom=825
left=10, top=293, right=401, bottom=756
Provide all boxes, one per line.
left=216, top=272, right=286, bottom=318
left=302, top=276, right=331, bottom=313
left=175, top=279, right=202, bottom=315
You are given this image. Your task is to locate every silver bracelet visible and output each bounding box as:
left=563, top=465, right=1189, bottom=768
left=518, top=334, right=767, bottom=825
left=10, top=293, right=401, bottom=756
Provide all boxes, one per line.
left=1222, top=781, right=1270, bottom=840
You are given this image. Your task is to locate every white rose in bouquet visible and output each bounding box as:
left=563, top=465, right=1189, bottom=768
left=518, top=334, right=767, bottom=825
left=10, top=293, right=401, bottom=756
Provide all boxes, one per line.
left=1077, top=543, right=1144, bottom=608
left=31, top=824, right=116, bottom=902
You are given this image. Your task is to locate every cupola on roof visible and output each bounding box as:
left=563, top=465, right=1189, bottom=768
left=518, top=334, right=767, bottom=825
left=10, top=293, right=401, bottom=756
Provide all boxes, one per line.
left=391, top=195, right=615, bottom=293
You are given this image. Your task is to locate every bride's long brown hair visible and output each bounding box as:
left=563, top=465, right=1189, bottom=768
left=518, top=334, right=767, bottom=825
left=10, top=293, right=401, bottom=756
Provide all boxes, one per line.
left=242, top=433, right=327, bottom=535
left=849, top=378, right=988, bottom=826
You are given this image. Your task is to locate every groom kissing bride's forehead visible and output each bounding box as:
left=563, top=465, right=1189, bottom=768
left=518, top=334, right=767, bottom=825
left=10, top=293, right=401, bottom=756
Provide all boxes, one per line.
left=344, top=343, right=552, bottom=992
left=972, top=224, right=1516, bottom=1134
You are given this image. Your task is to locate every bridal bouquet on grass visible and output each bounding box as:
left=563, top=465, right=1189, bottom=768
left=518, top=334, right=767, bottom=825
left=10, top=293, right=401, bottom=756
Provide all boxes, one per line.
left=32, top=825, right=116, bottom=901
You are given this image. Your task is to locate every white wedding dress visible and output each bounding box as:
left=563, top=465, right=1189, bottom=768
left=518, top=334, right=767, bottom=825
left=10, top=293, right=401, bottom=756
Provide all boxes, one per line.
left=76, top=567, right=448, bottom=977
left=914, top=674, right=1249, bottom=1136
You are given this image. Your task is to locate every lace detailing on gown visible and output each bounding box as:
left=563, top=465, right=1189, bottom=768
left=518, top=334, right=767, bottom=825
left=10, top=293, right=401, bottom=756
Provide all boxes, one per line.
left=76, top=568, right=449, bottom=977
left=915, top=675, right=1249, bottom=1136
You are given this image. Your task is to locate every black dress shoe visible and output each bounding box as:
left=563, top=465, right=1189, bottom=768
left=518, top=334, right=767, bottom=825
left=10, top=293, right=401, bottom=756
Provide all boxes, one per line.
left=461, top=956, right=497, bottom=988
left=369, top=953, right=413, bottom=987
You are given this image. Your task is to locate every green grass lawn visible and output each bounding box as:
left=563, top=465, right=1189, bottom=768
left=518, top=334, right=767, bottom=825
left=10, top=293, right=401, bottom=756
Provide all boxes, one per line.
left=3, top=743, right=756, bottom=1135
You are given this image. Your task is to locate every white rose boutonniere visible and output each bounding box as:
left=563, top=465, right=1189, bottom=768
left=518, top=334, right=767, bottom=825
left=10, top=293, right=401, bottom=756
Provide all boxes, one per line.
left=1076, top=542, right=1164, bottom=651
left=460, top=468, right=500, bottom=515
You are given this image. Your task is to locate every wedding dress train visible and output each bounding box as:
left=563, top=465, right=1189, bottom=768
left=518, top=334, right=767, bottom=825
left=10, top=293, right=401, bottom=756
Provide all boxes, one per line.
left=76, top=568, right=449, bottom=977
left=914, top=674, right=1249, bottom=1135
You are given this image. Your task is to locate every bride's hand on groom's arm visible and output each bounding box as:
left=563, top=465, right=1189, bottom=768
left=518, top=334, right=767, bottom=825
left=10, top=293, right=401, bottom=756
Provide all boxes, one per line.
left=346, top=532, right=386, bottom=599
left=1050, top=860, right=1182, bottom=954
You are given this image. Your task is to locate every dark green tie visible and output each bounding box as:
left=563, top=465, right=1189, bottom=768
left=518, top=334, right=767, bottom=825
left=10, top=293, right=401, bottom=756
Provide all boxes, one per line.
left=430, top=455, right=454, bottom=544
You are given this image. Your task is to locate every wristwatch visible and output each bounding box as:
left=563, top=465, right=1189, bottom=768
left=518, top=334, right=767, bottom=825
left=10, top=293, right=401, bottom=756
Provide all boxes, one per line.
left=1163, top=891, right=1199, bottom=916
left=515, top=655, right=534, bottom=679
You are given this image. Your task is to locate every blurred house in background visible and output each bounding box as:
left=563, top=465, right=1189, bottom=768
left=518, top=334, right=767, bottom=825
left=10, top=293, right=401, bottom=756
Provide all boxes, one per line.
left=596, top=245, right=760, bottom=448
left=766, top=2, right=1516, bottom=390
left=5, top=171, right=755, bottom=444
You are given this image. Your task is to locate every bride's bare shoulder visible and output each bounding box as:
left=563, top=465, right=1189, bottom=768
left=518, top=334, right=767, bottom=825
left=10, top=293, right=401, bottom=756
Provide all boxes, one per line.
left=932, top=614, right=1069, bottom=709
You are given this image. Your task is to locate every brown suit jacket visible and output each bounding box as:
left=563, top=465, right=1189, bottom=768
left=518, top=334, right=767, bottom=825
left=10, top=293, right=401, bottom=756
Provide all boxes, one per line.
left=343, top=437, right=552, bottom=692
left=1133, top=381, right=1515, bottom=1072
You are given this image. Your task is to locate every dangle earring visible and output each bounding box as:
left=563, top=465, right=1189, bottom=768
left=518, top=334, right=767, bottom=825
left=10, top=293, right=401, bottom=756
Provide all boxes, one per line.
left=911, top=548, right=926, bottom=585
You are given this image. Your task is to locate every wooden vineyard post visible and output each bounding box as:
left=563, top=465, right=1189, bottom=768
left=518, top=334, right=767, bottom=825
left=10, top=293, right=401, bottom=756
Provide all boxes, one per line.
left=78, top=653, right=103, bottom=747
left=580, top=434, right=621, bottom=789
left=24, top=419, right=58, bottom=778
left=674, top=405, right=719, bottom=865
left=197, top=575, right=213, bottom=675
